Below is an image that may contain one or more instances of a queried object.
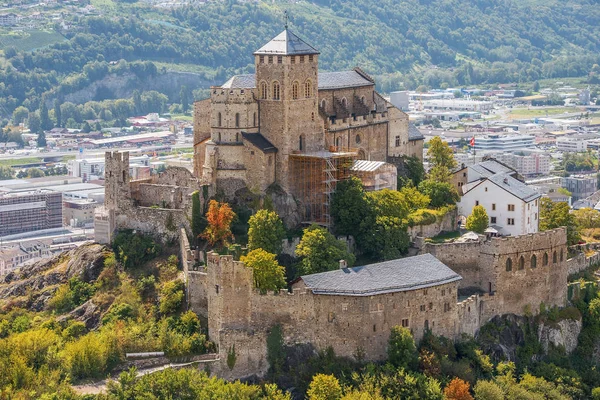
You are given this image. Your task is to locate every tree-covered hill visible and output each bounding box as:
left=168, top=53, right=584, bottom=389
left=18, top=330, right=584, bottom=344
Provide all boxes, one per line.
left=2, top=0, right=600, bottom=116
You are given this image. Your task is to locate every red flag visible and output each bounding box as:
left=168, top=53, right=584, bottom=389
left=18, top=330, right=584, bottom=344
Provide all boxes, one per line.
left=470, top=137, right=475, bottom=147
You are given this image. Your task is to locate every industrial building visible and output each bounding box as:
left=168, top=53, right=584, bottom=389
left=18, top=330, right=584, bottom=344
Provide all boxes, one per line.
left=0, top=190, right=63, bottom=237
left=472, top=134, right=535, bottom=152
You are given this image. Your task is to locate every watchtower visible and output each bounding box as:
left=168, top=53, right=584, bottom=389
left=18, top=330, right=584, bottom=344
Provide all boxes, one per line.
left=104, top=151, right=131, bottom=211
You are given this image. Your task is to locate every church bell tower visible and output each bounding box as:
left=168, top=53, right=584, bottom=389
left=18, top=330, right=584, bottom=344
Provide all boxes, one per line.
left=254, top=28, right=323, bottom=191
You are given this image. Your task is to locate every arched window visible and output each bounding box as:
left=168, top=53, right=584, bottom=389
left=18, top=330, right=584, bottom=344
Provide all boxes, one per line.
left=321, top=99, right=326, bottom=109
left=304, top=80, right=312, bottom=98
left=543, top=252, right=548, bottom=266
left=361, top=96, right=366, bottom=104
left=217, top=112, right=222, bottom=127
left=553, top=251, right=557, bottom=263
left=253, top=112, right=256, bottom=127
left=260, top=82, right=267, bottom=100
left=560, top=249, right=564, bottom=262
left=336, top=137, right=342, bottom=148
left=272, top=81, right=280, bottom=100
left=518, top=256, right=525, bottom=270
left=531, top=254, right=537, bottom=269
left=424, top=320, right=429, bottom=331
left=355, top=134, right=361, bottom=144
left=292, top=81, right=299, bottom=100
left=341, top=97, right=347, bottom=108
left=235, top=113, right=240, bottom=128
left=506, top=258, right=512, bottom=271
left=299, top=135, right=303, bottom=151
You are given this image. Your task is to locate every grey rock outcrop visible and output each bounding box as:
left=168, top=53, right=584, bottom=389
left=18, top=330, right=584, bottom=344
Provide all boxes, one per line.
left=537, top=318, right=582, bottom=355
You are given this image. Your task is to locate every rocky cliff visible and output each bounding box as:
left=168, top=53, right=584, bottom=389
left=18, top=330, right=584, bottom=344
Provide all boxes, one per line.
left=0, top=243, right=109, bottom=312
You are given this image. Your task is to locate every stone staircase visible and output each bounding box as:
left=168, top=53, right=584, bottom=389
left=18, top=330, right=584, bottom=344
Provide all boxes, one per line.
left=353, top=95, right=371, bottom=116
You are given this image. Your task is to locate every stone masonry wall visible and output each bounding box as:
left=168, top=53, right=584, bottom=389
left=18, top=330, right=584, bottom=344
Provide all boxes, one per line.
left=408, top=208, right=457, bottom=241
left=202, top=252, right=460, bottom=380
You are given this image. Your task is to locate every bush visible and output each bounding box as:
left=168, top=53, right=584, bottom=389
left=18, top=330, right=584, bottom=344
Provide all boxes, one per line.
left=408, top=209, right=437, bottom=227
left=159, top=279, right=185, bottom=315
left=112, top=230, right=158, bottom=269
left=474, top=380, right=503, bottom=400
left=102, top=303, right=135, bottom=325
left=48, top=278, right=95, bottom=313
left=388, top=326, right=418, bottom=370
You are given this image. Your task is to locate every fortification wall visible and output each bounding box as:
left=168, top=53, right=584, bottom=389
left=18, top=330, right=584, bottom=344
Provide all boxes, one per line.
left=204, top=253, right=460, bottom=379
left=115, top=207, right=188, bottom=243
left=422, top=240, right=488, bottom=291
left=408, top=208, right=457, bottom=241
left=566, top=251, right=600, bottom=275
left=456, top=293, right=498, bottom=337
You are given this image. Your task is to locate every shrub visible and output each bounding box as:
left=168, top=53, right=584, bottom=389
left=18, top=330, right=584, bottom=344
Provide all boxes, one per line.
left=388, top=326, right=418, bottom=370
left=307, top=374, right=342, bottom=400
left=102, top=303, right=135, bottom=325
left=159, top=279, right=185, bottom=315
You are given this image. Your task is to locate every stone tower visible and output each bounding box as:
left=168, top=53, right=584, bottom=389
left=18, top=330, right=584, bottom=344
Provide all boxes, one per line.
left=254, top=29, right=324, bottom=191
left=104, top=151, right=131, bottom=211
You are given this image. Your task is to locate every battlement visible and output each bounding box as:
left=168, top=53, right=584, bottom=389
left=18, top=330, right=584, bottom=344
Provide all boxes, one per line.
left=328, top=111, right=388, bottom=130
left=105, top=151, right=129, bottom=162
left=487, top=227, right=567, bottom=254
left=211, top=87, right=256, bottom=103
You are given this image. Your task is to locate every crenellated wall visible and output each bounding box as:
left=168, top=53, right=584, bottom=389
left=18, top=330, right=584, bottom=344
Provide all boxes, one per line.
left=196, top=252, right=460, bottom=380
left=422, top=228, right=568, bottom=319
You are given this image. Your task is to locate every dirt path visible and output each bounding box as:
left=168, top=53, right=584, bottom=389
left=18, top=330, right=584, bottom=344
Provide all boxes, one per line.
left=72, top=356, right=220, bottom=395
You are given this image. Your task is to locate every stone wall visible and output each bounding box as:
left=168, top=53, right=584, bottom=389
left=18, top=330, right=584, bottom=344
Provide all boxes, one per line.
left=423, top=228, right=568, bottom=320
left=180, top=228, right=193, bottom=275
left=115, top=207, right=188, bottom=243
left=566, top=249, right=600, bottom=275
left=200, top=252, right=460, bottom=380
left=408, top=208, right=457, bottom=241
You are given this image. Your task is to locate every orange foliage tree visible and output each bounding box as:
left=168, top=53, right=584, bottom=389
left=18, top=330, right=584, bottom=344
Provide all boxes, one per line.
left=443, top=378, right=473, bottom=400
left=201, top=200, right=236, bottom=249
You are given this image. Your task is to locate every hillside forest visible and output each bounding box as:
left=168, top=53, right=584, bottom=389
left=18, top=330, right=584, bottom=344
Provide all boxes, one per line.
left=1, top=0, right=600, bottom=129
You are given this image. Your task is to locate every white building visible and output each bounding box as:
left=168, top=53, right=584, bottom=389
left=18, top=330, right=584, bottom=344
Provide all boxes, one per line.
left=70, top=154, right=150, bottom=181
left=492, top=152, right=551, bottom=176
left=556, top=138, right=587, bottom=153
left=458, top=160, right=541, bottom=237
left=473, top=134, right=535, bottom=153
left=420, top=99, right=493, bottom=112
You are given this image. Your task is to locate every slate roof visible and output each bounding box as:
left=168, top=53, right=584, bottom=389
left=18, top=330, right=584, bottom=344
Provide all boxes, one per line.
left=300, top=253, right=462, bottom=296
left=242, top=132, right=277, bottom=153
left=221, top=74, right=256, bottom=89
left=470, top=160, right=515, bottom=178
left=408, top=123, right=424, bottom=141
left=254, top=29, right=319, bottom=55
left=318, top=71, right=373, bottom=90
left=220, top=70, right=374, bottom=91
left=487, top=173, right=541, bottom=202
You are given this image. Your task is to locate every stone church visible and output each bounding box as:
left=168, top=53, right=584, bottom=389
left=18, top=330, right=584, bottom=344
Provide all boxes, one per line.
left=193, top=29, right=423, bottom=224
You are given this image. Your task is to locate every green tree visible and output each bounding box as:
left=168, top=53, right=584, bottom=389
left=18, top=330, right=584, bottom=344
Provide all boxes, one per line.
left=241, top=249, right=286, bottom=293
left=296, top=225, right=355, bottom=275
left=402, top=155, right=426, bottom=188
left=0, top=165, right=14, bottom=180
left=40, top=97, right=52, bottom=130
left=12, top=106, right=29, bottom=125
left=191, top=191, right=205, bottom=244
left=27, top=168, right=45, bottom=178
left=427, top=137, right=457, bottom=182
left=465, top=205, right=489, bottom=234
left=532, top=81, right=540, bottom=92
left=159, top=279, right=185, bottom=315
left=37, top=129, right=47, bottom=148
left=180, top=85, right=190, bottom=113
left=81, top=121, right=92, bottom=133
left=418, top=179, right=459, bottom=208
left=331, top=176, right=370, bottom=236
left=133, top=89, right=142, bottom=114
left=474, top=380, right=504, bottom=400
left=266, top=324, right=285, bottom=376
left=248, top=209, right=286, bottom=254
left=307, top=374, right=343, bottom=400
left=54, top=99, right=62, bottom=128
left=539, top=198, right=581, bottom=245
left=387, top=326, right=418, bottom=370
left=27, top=112, right=40, bottom=133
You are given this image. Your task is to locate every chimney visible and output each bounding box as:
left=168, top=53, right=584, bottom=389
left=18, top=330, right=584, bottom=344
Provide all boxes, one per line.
left=339, top=259, right=348, bottom=269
